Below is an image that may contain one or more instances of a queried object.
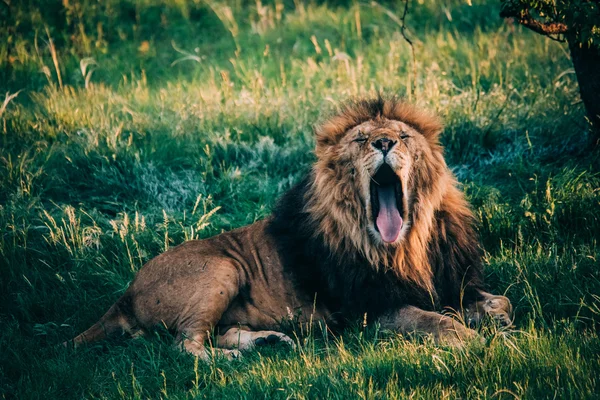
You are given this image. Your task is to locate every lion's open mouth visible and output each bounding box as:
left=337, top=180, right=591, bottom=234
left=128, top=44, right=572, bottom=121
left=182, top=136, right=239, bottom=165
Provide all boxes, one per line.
left=370, top=163, right=403, bottom=243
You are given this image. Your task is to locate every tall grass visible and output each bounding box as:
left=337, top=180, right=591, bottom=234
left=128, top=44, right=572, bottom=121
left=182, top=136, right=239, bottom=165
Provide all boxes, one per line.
left=1, top=0, right=599, bottom=398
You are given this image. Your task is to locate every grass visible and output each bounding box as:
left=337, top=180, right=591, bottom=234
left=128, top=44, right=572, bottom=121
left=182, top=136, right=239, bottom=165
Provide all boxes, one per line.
left=1, top=0, right=599, bottom=398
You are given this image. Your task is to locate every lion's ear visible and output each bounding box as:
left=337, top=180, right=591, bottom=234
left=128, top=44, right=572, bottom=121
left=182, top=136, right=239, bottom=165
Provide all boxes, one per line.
left=314, top=115, right=349, bottom=150
left=415, top=112, right=443, bottom=144
left=315, top=126, right=336, bottom=149
left=388, top=103, right=443, bottom=144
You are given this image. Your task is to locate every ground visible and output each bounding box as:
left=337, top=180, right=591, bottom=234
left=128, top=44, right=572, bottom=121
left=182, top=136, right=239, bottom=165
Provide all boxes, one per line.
left=1, top=0, right=599, bottom=398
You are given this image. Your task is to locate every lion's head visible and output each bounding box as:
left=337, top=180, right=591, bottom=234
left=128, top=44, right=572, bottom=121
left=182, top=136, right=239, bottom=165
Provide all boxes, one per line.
left=305, top=96, right=468, bottom=290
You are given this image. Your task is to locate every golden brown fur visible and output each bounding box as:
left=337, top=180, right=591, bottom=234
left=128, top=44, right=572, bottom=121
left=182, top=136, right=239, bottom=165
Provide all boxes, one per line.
left=68, top=96, right=512, bottom=359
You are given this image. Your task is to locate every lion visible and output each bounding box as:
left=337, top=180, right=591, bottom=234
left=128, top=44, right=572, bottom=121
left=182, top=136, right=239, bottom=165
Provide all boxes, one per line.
left=68, top=97, right=512, bottom=359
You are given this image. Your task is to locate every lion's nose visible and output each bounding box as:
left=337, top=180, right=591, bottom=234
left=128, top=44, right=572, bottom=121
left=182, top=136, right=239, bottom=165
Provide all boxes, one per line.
left=371, top=138, right=397, bottom=156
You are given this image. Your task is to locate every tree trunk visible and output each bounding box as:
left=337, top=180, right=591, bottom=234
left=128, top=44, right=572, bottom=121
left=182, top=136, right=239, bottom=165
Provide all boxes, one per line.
left=568, top=39, right=600, bottom=146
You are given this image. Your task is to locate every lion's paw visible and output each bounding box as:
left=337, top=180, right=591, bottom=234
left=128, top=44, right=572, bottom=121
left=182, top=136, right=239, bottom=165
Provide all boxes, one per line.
left=436, top=318, right=482, bottom=347
left=253, top=332, right=295, bottom=349
left=466, top=294, right=513, bottom=327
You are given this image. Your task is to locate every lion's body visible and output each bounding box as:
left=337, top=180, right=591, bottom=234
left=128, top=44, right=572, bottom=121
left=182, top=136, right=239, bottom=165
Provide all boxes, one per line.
left=71, top=98, right=512, bottom=358
left=121, top=219, right=330, bottom=334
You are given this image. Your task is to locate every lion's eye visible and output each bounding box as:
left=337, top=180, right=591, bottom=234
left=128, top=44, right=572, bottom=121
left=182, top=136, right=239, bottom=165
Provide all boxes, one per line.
left=400, top=133, right=410, bottom=140
left=353, top=137, right=368, bottom=144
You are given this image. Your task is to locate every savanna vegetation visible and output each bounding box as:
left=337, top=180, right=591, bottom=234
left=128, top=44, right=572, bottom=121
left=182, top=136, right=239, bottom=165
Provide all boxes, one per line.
left=1, top=0, right=599, bottom=398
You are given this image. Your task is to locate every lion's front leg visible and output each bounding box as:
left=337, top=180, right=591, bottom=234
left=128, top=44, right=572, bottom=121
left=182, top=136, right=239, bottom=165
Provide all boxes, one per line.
left=464, top=290, right=513, bottom=327
left=379, top=306, right=480, bottom=347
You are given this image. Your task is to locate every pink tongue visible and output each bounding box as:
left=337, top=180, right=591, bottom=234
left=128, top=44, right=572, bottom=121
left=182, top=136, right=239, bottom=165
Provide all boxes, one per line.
left=376, top=186, right=403, bottom=243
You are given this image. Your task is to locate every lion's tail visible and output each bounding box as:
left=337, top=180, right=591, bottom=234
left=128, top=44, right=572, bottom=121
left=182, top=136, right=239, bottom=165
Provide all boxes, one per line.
left=65, top=296, right=135, bottom=348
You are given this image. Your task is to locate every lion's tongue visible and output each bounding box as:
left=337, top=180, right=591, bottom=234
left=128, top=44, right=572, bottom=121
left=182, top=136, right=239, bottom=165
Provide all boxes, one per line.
left=376, top=186, right=402, bottom=243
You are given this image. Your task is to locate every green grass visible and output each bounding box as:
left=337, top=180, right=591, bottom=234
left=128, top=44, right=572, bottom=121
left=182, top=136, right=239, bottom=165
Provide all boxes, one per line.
left=1, top=0, right=599, bottom=398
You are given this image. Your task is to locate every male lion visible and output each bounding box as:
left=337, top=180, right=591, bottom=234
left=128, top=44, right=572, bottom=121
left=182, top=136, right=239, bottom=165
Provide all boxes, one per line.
left=69, top=97, right=512, bottom=359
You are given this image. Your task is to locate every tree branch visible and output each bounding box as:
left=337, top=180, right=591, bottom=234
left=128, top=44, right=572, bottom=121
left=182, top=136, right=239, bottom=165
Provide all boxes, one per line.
left=371, top=1, right=417, bottom=98
left=501, top=8, right=568, bottom=41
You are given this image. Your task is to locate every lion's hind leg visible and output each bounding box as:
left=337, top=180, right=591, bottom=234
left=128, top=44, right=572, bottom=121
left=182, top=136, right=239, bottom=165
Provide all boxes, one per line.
left=172, top=259, right=245, bottom=361
left=216, top=327, right=295, bottom=351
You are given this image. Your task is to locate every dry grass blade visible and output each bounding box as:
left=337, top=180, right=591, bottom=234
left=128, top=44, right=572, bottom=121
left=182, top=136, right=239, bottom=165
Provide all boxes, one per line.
left=45, top=26, right=63, bottom=89
left=0, top=90, right=22, bottom=117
